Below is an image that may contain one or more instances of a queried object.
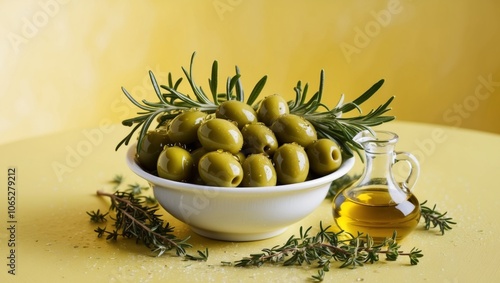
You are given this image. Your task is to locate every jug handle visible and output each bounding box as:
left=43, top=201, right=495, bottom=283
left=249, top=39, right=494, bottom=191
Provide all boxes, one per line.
left=393, top=151, right=420, bottom=192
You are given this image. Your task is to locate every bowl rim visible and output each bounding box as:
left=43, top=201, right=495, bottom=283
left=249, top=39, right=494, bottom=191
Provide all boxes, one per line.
left=126, top=144, right=355, bottom=194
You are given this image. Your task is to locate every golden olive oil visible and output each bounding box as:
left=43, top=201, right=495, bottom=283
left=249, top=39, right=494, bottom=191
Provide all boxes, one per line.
left=333, top=186, right=421, bottom=242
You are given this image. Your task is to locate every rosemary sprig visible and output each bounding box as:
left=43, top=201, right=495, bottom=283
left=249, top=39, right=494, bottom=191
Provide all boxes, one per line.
left=289, top=71, right=395, bottom=156
left=115, top=52, right=261, bottom=152
left=224, top=222, right=423, bottom=281
left=87, top=176, right=207, bottom=260
left=115, top=52, right=394, bottom=156
left=420, top=200, right=456, bottom=235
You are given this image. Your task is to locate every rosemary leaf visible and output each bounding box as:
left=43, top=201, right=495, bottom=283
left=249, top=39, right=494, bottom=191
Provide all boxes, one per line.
left=209, top=60, right=218, bottom=101
left=246, top=75, right=268, bottom=106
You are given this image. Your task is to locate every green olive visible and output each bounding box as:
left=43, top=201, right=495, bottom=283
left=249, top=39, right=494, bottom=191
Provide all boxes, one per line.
left=167, top=110, right=207, bottom=144
left=189, top=147, right=208, bottom=184
left=241, top=123, right=278, bottom=156
left=273, top=143, right=309, bottom=184
left=197, top=118, right=243, bottom=154
left=234, top=151, right=246, bottom=164
left=157, top=146, right=194, bottom=182
left=270, top=114, right=317, bottom=147
left=256, top=94, right=290, bottom=126
left=136, top=128, right=171, bottom=171
left=190, top=147, right=208, bottom=166
left=198, top=151, right=243, bottom=187
left=215, top=100, right=258, bottom=129
left=306, top=139, right=343, bottom=176
left=241, top=154, right=277, bottom=187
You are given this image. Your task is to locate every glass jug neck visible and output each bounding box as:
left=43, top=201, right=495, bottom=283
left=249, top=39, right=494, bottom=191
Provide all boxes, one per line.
left=354, top=130, right=399, bottom=184
left=362, top=150, right=395, bottom=181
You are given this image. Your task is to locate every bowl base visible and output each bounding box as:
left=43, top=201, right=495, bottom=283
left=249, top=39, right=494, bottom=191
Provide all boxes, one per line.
left=190, top=226, right=288, bottom=241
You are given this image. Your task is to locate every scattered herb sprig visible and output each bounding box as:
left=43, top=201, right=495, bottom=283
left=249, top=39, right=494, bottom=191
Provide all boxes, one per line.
left=223, top=201, right=455, bottom=281
left=87, top=176, right=207, bottom=260
left=420, top=200, right=457, bottom=235
left=223, top=222, right=423, bottom=281
left=88, top=175, right=456, bottom=281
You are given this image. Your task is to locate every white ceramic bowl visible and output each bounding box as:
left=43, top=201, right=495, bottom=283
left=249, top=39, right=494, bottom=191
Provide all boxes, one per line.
left=126, top=145, right=355, bottom=241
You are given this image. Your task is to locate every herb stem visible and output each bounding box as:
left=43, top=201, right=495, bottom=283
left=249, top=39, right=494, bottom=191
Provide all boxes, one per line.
left=420, top=200, right=456, bottom=235
left=230, top=223, right=423, bottom=280
left=91, top=188, right=193, bottom=257
left=95, top=190, right=171, bottom=245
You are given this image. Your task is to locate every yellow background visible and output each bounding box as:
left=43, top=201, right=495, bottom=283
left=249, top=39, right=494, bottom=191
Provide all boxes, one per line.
left=1, top=0, right=499, bottom=145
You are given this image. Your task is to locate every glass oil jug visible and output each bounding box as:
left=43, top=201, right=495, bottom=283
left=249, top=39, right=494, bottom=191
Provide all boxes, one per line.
left=332, top=130, right=421, bottom=242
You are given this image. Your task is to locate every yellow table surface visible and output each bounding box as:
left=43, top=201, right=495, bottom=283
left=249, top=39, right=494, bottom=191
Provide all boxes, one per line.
left=1, top=121, right=499, bottom=282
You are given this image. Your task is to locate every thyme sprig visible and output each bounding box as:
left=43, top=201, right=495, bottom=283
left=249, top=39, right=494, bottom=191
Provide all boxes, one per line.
left=420, top=200, right=456, bottom=235
left=89, top=190, right=192, bottom=257
left=86, top=209, right=108, bottom=223
left=116, top=52, right=394, bottom=156
left=87, top=176, right=207, bottom=260
left=224, top=222, right=423, bottom=281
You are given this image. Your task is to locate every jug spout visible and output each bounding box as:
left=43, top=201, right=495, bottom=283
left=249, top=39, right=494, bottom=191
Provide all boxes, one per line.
left=353, top=130, right=399, bottom=154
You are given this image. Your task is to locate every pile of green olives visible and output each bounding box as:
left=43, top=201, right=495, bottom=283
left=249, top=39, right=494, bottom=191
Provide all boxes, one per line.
left=135, top=94, right=343, bottom=187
